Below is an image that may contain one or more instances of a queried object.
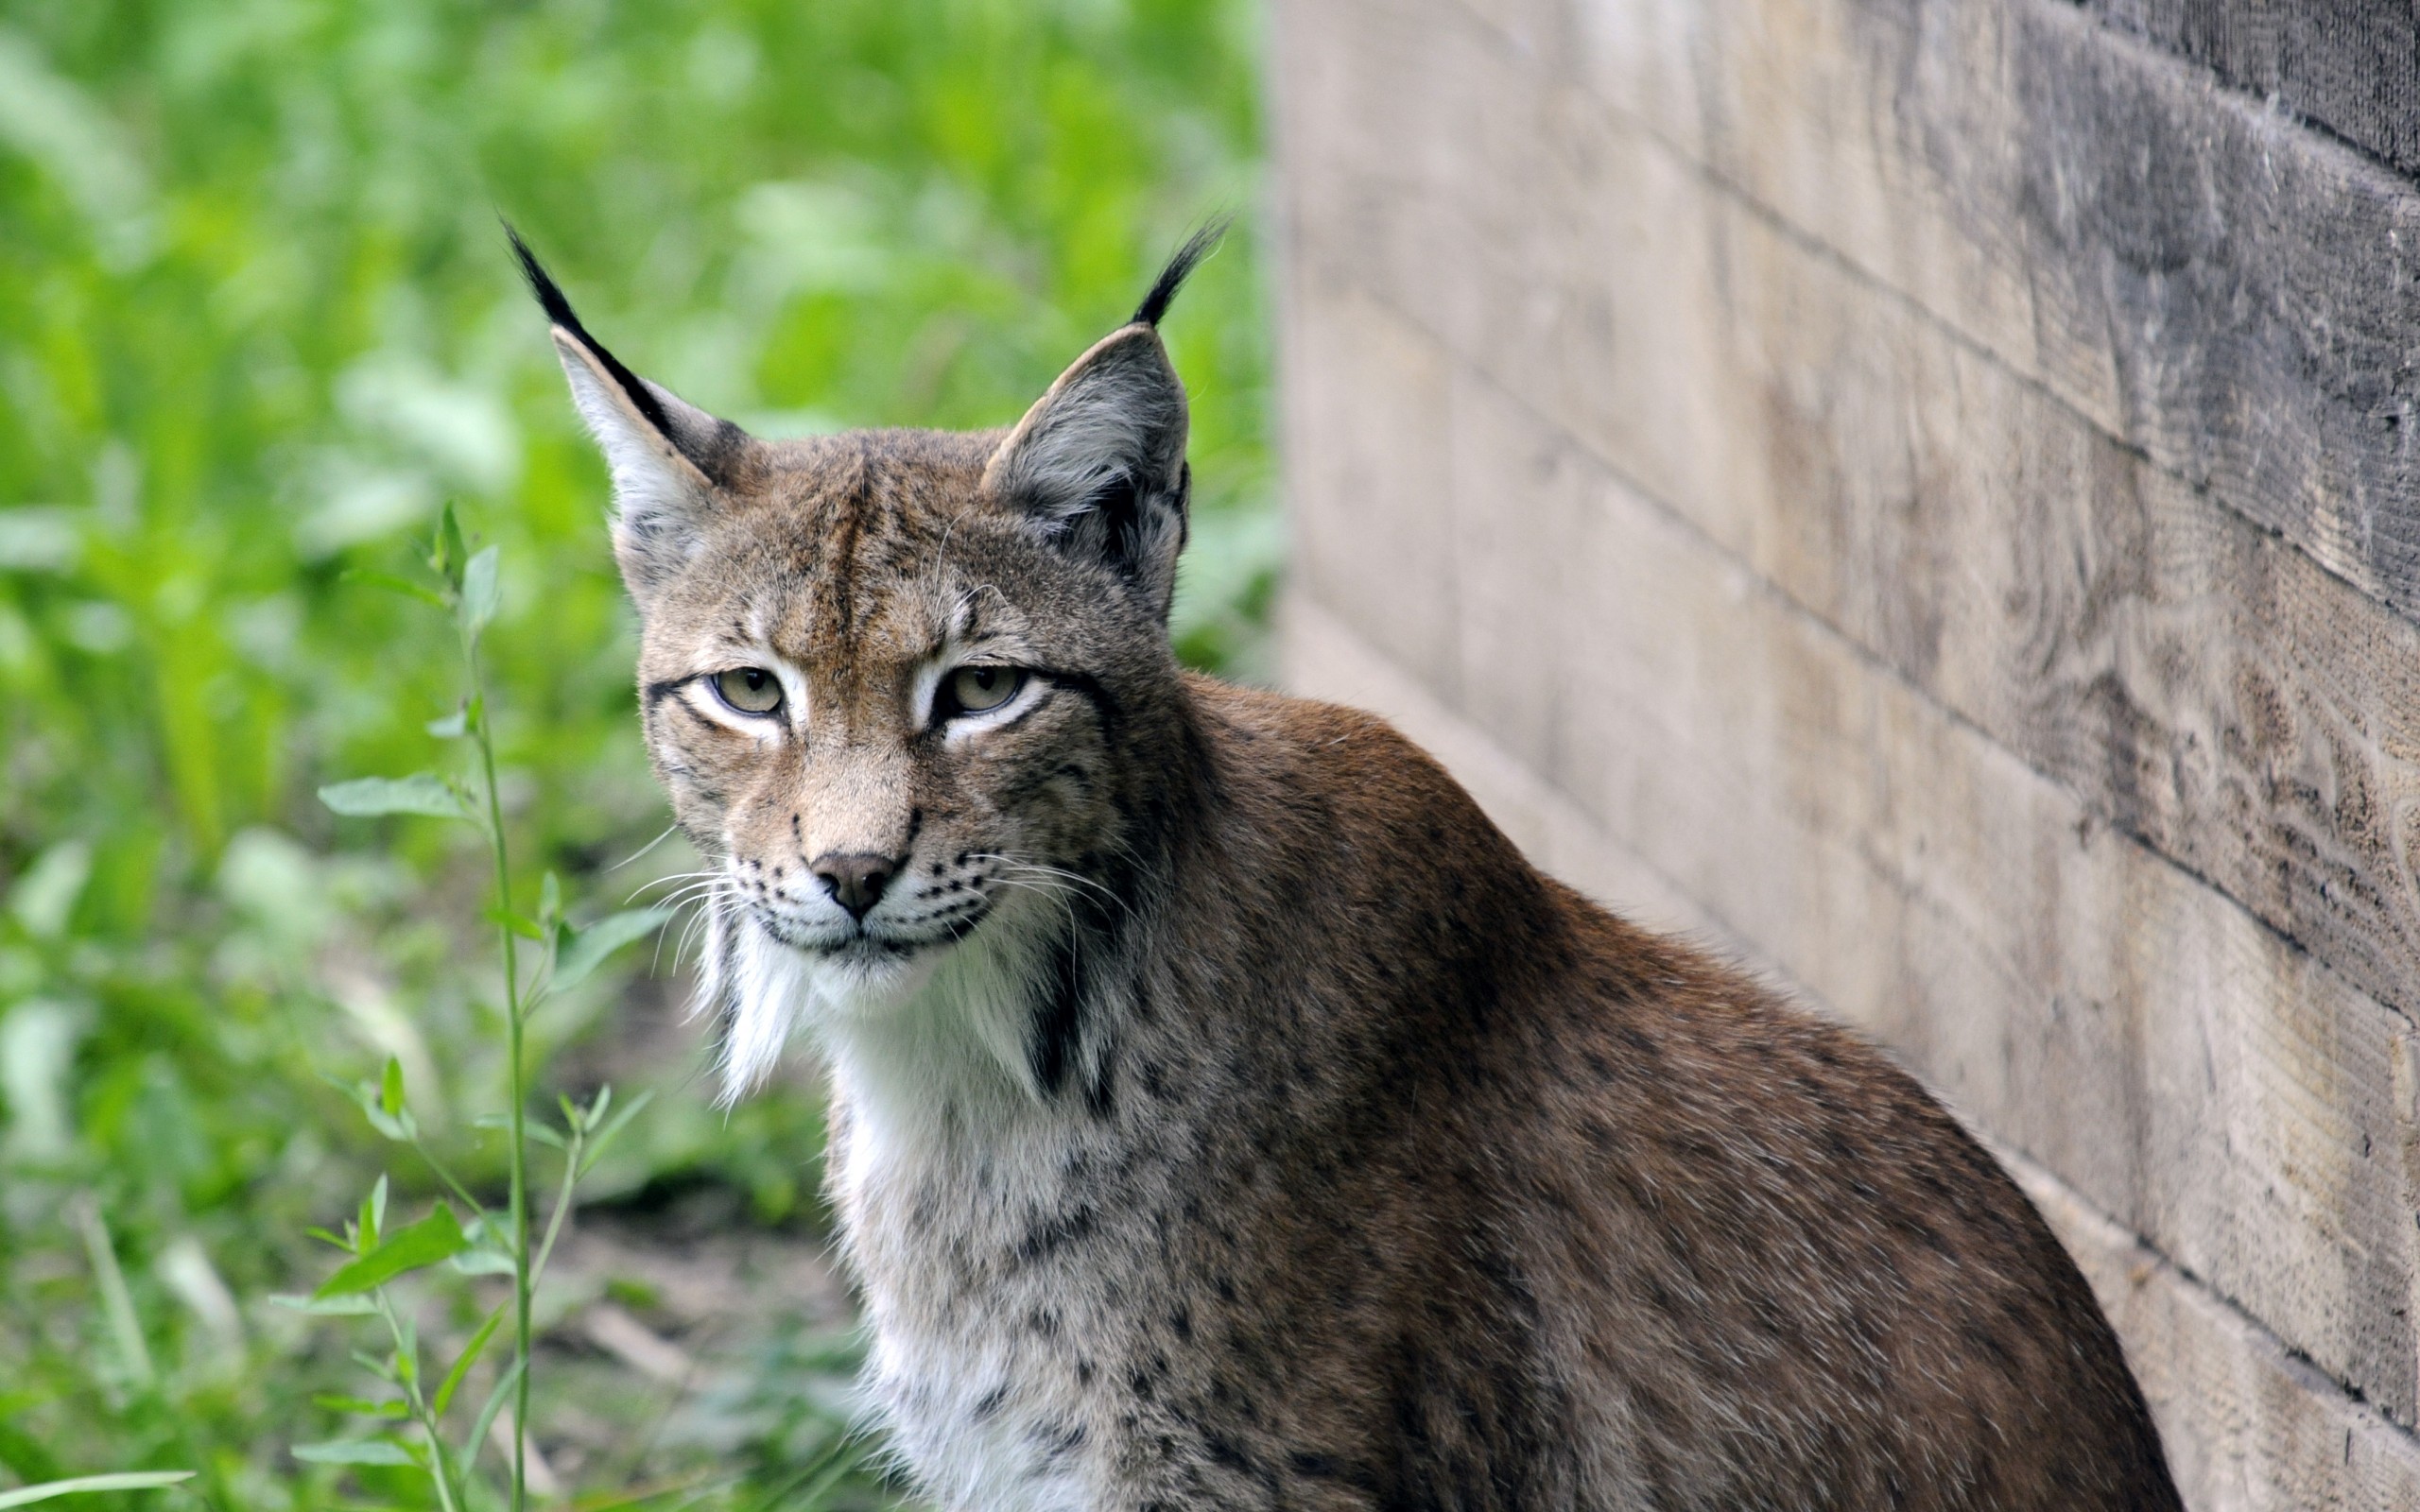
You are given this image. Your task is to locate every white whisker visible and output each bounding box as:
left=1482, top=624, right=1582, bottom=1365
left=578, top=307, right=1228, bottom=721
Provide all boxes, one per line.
left=972, top=854, right=1132, bottom=919
left=628, top=868, right=722, bottom=905
left=608, top=823, right=682, bottom=872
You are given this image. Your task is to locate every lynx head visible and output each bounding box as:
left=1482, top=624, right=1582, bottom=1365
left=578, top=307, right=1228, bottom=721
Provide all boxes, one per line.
left=516, top=226, right=1221, bottom=1103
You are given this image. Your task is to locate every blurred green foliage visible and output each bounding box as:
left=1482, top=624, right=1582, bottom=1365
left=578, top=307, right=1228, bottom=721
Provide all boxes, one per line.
left=0, top=0, right=1272, bottom=1503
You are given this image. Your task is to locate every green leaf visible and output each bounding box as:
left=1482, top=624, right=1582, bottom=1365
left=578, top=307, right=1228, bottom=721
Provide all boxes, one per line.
left=538, top=870, right=562, bottom=931
left=314, top=1204, right=467, bottom=1298
left=318, top=775, right=472, bottom=821
left=552, top=907, right=674, bottom=991
left=579, top=1088, right=655, bottom=1177
left=562, top=1088, right=628, bottom=1134
left=460, top=1357, right=523, bottom=1469
left=313, top=1395, right=409, bottom=1418
left=475, top=1110, right=565, bottom=1148
left=459, top=543, right=500, bottom=633
left=393, top=1314, right=420, bottom=1388
left=358, top=1176, right=388, bottom=1253
left=0, top=1473, right=195, bottom=1507
left=431, top=1306, right=506, bottom=1417
left=337, top=1070, right=418, bottom=1141
left=449, top=1247, right=515, bottom=1277
left=292, top=1439, right=417, bottom=1467
left=339, top=567, right=448, bottom=611
left=379, top=1058, right=404, bottom=1118
left=268, top=1292, right=378, bottom=1316
left=433, top=504, right=468, bottom=590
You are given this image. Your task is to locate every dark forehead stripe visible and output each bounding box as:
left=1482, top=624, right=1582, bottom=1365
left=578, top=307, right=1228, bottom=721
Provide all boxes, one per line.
left=801, top=435, right=989, bottom=644
left=824, top=438, right=870, bottom=639
left=732, top=427, right=1008, bottom=661
left=837, top=436, right=939, bottom=627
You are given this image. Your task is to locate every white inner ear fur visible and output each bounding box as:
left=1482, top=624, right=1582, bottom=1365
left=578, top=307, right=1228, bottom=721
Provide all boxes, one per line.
left=983, top=326, right=1187, bottom=530
left=549, top=330, right=717, bottom=592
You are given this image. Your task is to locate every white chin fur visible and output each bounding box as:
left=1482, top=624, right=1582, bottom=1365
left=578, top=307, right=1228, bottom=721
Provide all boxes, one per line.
left=700, top=889, right=1065, bottom=1108
left=703, top=916, right=816, bottom=1104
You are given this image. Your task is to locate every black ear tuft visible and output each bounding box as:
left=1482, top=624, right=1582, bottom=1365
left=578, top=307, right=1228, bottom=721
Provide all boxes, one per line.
left=510, top=221, right=760, bottom=605
left=503, top=221, right=678, bottom=441
left=504, top=222, right=580, bottom=334
left=1131, top=217, right=1231, bottom=328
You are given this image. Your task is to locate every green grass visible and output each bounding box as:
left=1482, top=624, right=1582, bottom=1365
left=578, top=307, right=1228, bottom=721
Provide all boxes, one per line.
left=0, top=1, right=1274, bottom=1504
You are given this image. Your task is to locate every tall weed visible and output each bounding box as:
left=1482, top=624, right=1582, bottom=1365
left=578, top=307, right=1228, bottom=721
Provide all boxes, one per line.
left=289, top=508, right=675, bottom=1506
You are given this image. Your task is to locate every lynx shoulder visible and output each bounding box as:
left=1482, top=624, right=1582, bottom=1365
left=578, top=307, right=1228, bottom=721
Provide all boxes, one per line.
left=519, top=226, right=2181, bottom=1511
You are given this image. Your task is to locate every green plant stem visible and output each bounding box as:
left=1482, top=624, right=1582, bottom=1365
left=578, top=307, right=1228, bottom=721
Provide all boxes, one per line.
left=374, top=1290, right=465, bottom=1512
left=409, top=1135, right=490, bottom=1218
left=528, top=1125, right=586, bottom=1288
left=466, top=631, right=531, bottom=1512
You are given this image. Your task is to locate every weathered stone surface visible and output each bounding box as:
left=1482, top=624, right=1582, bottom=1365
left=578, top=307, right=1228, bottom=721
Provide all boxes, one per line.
left=1278, top=312, right=2420, bottom=1418
left=1571, top=0, right=2420, bottom=614
left=2014, top=1147, right=2420, bottom=1512
left=1282, top=0, right=2420, bottom=1081
left=1290, top=0, right=2420, bottom=623
left=1271, top=0, right=2420, bottom=1491
left=2077, top=0, right=2420, bottom=180
left=1276, top=263, right=1467, bottom=708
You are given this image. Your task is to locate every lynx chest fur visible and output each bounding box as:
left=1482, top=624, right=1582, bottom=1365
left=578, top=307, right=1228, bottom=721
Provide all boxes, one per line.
left=521, top=228, right=2183, bottom=1511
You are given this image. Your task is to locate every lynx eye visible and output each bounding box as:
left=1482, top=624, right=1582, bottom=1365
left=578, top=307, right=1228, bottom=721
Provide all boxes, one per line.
left=710, top=666, right=785, bottom=716
left=939, top=664, right=1027, bottom=721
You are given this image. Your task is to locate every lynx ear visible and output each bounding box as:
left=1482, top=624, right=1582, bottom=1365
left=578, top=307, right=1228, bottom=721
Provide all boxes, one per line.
left=983, top=326, right=1191, bottom=610
left=508, top=228, right=751, bottom=605
left=982, top=225, right=1222, bottom=617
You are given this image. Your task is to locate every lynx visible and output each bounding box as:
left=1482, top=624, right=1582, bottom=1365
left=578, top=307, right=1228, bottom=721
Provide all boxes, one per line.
left=517, top=226, right=2181, bottom=1511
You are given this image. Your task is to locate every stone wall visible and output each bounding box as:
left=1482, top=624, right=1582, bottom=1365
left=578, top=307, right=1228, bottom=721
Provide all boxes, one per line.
left=1270, top=0, right=2420, bottom=1503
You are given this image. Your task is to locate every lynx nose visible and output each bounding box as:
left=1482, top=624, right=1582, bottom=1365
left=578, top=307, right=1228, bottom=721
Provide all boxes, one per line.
left=811, top=852, right=899, bottom=920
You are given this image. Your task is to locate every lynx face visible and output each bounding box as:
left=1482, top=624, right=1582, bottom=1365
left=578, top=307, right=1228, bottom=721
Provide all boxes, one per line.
left=518, top=230, right=1214, bottom=1101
